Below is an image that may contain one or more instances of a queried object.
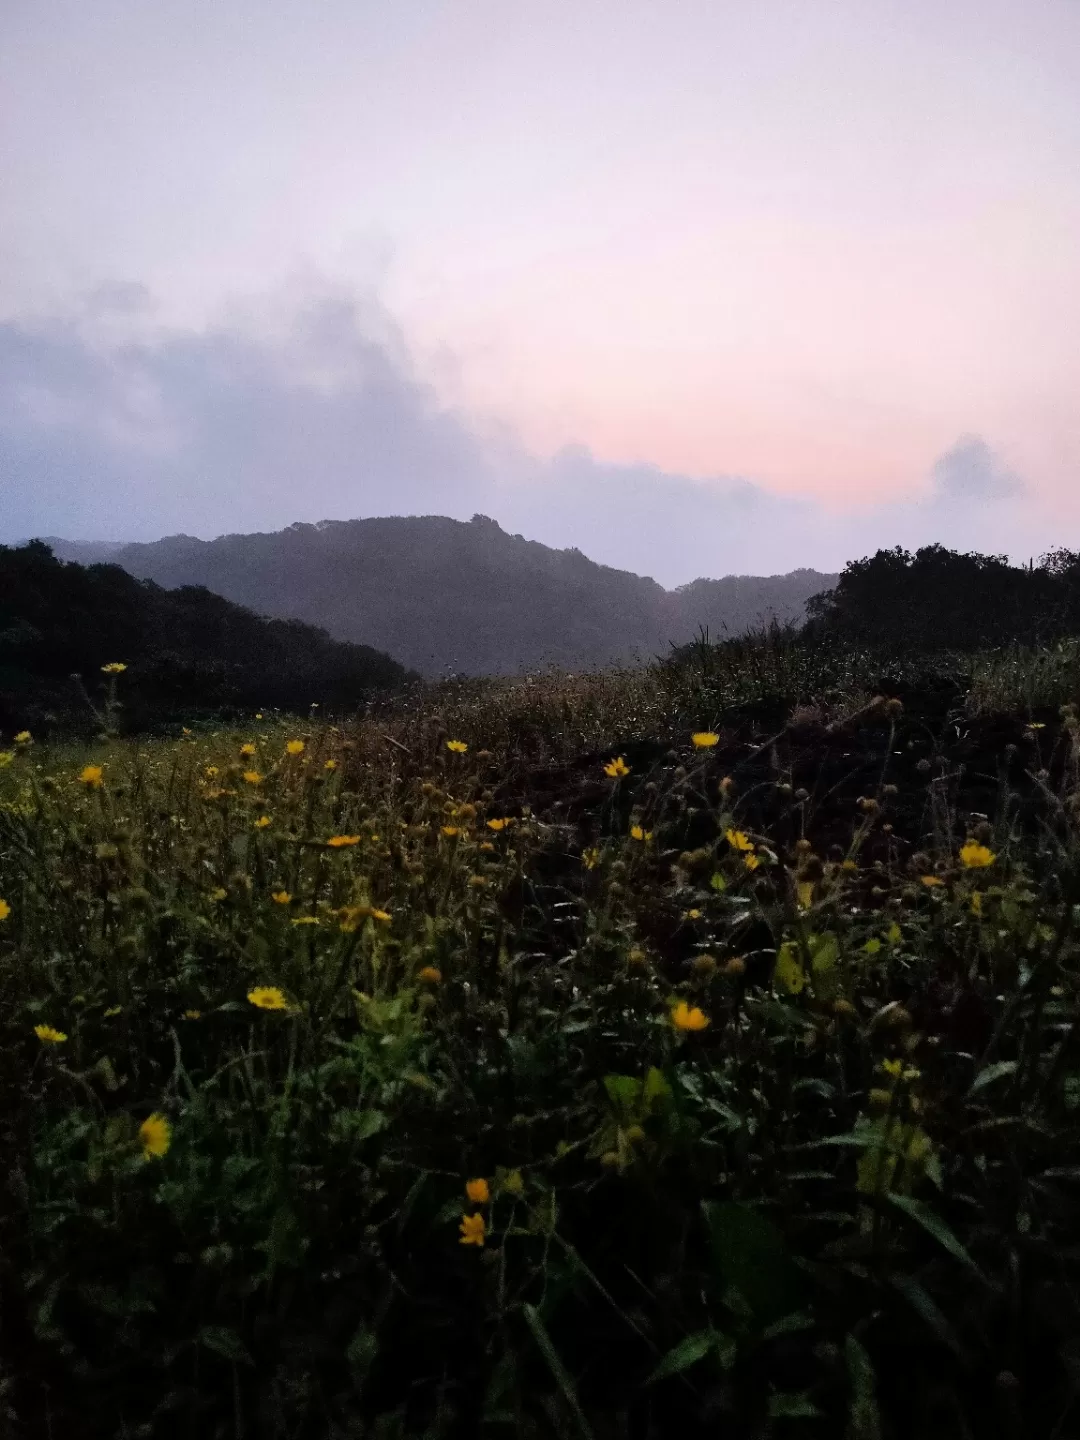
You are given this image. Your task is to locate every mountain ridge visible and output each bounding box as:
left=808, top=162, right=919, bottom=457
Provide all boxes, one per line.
left=46, top=514, right=837, bottom=676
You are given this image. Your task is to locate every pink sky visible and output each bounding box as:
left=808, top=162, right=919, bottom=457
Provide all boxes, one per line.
left=2, top=0, right=1079, bottom=563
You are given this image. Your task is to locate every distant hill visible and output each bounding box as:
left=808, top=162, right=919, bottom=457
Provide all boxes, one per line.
left=48, top=516, right=836, bottom=677
left=0, top=541, right=407, bottom=735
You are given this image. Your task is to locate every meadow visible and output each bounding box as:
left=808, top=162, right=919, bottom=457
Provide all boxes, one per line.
left=3, top=636, right=1080, bottom=1438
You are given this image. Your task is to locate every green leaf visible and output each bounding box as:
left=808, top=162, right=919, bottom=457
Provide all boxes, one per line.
left=197, top=1325, right=253, bottom=1366
left=844, top=1334, right=881, bottom=1440
left=774, top=941, right=807, bottom=995
left=644, top=1066, right=671, bottom=1106
left=710, top=871, right=727, bottom=892
left=886, top=1194, right=986, bottom=1281
left=646, top=1330, right=714, bottom=1384
left=888, top=1274, right=966, bottom=1359
left=702, top=1200, right=802, bottom=1324
left=767, top=1392, right=821, bottom=1419
left=330, top=1108, right=388, bottom=1143
left=523, top=1304, right=595, bottom=1440
left=968, top=1060, right=1017, bottom=1095
left=346, top=1324, right=378, bottom=1378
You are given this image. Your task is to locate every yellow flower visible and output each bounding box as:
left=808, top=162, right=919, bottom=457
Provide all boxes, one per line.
left=920, top=875, right=945, bottom=887
left=500, top=1168, right=525, bottom=1196
left=743, top=853, right=761, bottom=872
left=271, top=890, right=292, bottom=905
left=960, top=842, right=995, bottom=869
left=0, top=752, right=12, bottom=767
left=418, top=966, right=442, bottom=984
left=692, top=732, right=720, bottom=749
left=371, top=908, right=391, bottom=923
left=324, top=759, right=338, bottom=771
left=627, top=948, right=648, bottom=967
left=210, top=887, right=227, bottom=901
left=286, top=739, right=305, bottom=756
left=182, top=1009, right=202, bottom=1020
left=79, top=764, right=104, bottom=788
left=255, top=713, right=264, bottom=720
left=671, top=1000, right=710, bottom=1032
left=101, top=662, right=127, bottom=674
left=683, top=908, right=702, bottom=921
left=465, top=1177, right=491, bottom=1204
left=486, top=818, right=510, bottom=831
left=0, top=899, right=9, bottom=922
left=459, top=1212, right=486, bottom=1247
left=248, top=986, right=289, bottom=1010
left=841, top=859, right=858, bottom=873
left=34, top=1024, right=67, bottom=1044
left=441, top=825, right=461, bottom=837
left=205, top=765, right=220, bottom=778
left=629, top=825, right=653, bottom=842
left=139, top=1113, right=171, bottom=1160
left=479, top=840, right=495, bottom=852
left=446, top=739, right=468, bottom=754
left=604, top=756, right=630, bottom=778
left=14, top=731, right=31, bottom=744
left=254, top=816, right=272, bottom=828
left=242, top=770, right=264, bottom=785
left=326, top=834, right=360, bottom=848
left=881, top=1058, right=903, bottom=1078
left=240, top=743, right=257, bottom=757
left=581, top=848, right=600, bottom=870
left=725, top=828, right=754, bottom=852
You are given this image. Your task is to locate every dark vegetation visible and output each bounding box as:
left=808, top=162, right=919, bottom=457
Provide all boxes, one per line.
left=3, top=540, right=1080, bottom=1438
left=0, top=541, right=408, bottom=736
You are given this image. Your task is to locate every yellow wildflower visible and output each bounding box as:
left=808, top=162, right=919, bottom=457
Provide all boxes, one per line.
left=479, top=841, right=495, bottom=852
left=139, top=1113, right=171, bottom=1160
left=371, top=908, right=391, bottom=923
left=240, top=743, right=257, bottom=757
left=691, top=732, right=720, bottom=749
left=418, top=966, right=442, bottom=984
left=326, top=834, right=360, bottom=848
left=725, top=828, right=754, bottom=852
left=286, top=739, right=305, bottom=756
left=205, top=765, right=220, bottom=778
left=79, top=764, right=104, bottom=788
left=459, top=1212, right=486, bottom=1246
left=841, top=859, right=858, bottom=873
left=248, top=986, right=289, bottom=1011
left=671, top=1000, right=710, bottom=1032
left=34, top=1024, right=67, bottom=1044
left=920, top=875, right=945, bottom=887
left=446, top=739, right=468, bottom=753
left=441, top=825, right=461, bottom=837
left=486, top=818, right=510, bottom=831
left=959, top=842, right=995, bottom=869
left=242, top=771, right=264, bottom=785
left=324, top=758, right=338, bottom=771
left=744, top=853, right=761, bottom=872
left=604, top=756, right=630, bottom=778
left=209, top=888, right=227, bottom=901
left=182, top=1009, right=202, bottom=1020
left=881, top=1058, right=903, bottom=1078
left=465, top=1177, right=490, bottom=1204
left=254, top=816, right=272, bottom=829
left=0, top=899, right=9, bottom=922
left=271, top=891, right=292, bottom=905
left=14, top=731, right=31, bottom=744
left=101, top=662, right=127, bottom=674
left=0, top=752, right=12, bottom=767
left=683, top=908, right=702, bottom=921
left=582, top=847, right=600, bottom=869
left=255, top=713, right=264, bottom=720
left=630, top=825, right=653, bottom=842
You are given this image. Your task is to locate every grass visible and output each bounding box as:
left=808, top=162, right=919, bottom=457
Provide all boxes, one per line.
left=2, top=642, right=1080, bottom=1438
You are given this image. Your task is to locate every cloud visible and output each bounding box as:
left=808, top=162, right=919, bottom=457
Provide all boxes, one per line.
left=0, top=281, right=1056, bottom=584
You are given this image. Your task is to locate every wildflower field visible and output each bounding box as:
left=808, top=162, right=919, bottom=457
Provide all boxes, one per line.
left=3, top=645, right=1080, bottom=1439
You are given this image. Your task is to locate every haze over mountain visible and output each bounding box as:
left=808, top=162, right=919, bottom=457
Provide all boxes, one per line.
left=48, top=516, right=836, bottom=677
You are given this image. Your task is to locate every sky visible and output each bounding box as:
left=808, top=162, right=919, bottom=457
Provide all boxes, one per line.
left=1, top=0, right=1078, bottom=585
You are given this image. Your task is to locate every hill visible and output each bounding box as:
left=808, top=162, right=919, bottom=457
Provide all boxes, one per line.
left=0, top=541, right=407, bottom=735
left=49, top=515, right=836, bottom=676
